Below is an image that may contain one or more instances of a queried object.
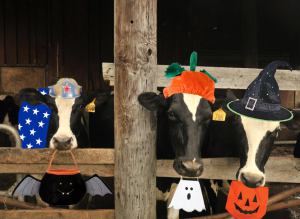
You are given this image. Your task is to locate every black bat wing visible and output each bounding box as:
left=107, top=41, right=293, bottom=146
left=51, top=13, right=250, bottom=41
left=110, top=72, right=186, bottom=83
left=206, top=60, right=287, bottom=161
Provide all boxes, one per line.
left=12, top=175, right=41, bottom=198
left=85, top=175, right=112, bottom=197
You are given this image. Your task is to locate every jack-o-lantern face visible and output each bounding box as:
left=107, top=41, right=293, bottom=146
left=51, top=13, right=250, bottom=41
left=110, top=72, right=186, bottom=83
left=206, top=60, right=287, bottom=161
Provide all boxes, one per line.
left=226, top=181, right=269, bottom=219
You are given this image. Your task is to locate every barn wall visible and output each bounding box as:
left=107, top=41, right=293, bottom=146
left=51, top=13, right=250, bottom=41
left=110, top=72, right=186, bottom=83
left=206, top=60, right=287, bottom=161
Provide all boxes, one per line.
left=0, top=0, right=299, bottom=92
left=0, top=0, right=113, bottom=91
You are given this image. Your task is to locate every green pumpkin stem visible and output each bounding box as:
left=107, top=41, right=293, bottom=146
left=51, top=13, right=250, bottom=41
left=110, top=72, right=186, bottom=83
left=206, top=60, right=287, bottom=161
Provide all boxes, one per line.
left=190, top=51, right=197, bottom=71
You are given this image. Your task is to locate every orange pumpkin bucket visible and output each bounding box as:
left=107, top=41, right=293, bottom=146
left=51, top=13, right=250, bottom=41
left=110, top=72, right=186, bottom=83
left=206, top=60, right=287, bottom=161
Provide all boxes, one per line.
left=226, top=180, right=269, bottom=219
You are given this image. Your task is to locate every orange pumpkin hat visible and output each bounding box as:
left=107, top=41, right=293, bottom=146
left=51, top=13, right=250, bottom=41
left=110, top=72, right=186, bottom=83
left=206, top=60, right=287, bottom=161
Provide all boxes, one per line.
left=163, top=52, right=217, bottom=103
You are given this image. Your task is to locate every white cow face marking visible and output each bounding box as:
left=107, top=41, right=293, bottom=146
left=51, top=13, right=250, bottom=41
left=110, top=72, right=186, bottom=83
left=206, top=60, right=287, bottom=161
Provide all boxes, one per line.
left=238, top=116, right=280, bottom=187
left=169, top=93, right=212, bottom=177
left=49, top=97, right=77, bottom=150
left=183, top=93, right=202, bottom=121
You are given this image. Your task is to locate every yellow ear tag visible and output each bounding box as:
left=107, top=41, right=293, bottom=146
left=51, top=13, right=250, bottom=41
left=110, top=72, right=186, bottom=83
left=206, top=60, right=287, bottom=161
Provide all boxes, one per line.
left=85, top=98, right=96, bottom=113
left=212, top=108, right=226, bottom=122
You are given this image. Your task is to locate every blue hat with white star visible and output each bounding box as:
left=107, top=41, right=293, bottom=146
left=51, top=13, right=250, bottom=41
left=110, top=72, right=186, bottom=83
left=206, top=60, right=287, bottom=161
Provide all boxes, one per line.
left=18, top=101, right=52, bottom=149
left=227, top=61, right=293, bottom=121
left=48, top=78, right=82, bottom=99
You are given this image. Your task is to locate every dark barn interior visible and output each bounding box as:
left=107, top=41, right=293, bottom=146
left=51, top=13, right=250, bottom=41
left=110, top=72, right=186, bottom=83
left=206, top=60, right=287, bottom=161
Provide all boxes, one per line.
left=0, top=0, right=300, bottom=218
left=1, top=0, right=300, bottom=89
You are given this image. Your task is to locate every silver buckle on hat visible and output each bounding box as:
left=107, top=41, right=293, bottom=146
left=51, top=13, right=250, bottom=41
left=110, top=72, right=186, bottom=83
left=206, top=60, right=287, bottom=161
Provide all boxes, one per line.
left=245, top=97, right=257, bottom=111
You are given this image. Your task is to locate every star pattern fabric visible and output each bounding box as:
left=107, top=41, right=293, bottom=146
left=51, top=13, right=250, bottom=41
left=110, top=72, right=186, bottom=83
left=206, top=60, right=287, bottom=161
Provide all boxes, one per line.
left=18, top=101, right=52, bottom=149
left=37, top=88, right=50, bottom=96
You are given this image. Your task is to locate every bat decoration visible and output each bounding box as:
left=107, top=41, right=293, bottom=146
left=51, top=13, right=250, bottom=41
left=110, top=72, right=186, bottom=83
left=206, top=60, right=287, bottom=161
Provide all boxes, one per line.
left=13, top=174, right=111, bottom=206
left=12, top=151, right=111, bottom=206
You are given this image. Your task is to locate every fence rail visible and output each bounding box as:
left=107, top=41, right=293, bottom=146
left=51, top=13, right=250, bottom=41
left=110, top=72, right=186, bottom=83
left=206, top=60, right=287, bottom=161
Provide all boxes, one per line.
left=0, top=209, right=114, bottom=219
left=0, top=148, right=299, bottom=183
left=102, top=62, right=300, bottom=91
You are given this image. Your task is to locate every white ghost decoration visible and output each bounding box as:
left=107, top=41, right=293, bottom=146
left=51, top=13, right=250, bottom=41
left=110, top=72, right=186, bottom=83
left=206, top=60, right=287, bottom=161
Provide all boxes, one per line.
left=168, top=179, right=206, bottom=212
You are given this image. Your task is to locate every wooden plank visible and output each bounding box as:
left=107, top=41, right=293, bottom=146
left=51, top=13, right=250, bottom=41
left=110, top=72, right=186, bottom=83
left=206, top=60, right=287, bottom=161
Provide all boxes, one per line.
left=16, top=0, right=30, bottom=64
left=0, top=67, right=45, bottom=94
left=0, top=209, right=114, bottom=219
left=0, top=148, right=114, bottom=164
left=295, top=91, right=300, bottom=108
left=28, top=0, right=37, bottom=65
left=103, top=62, right=300, bottom=91
left=241, top=0, right=258, bottom=67
left=46, top=0, right=63, bottom=85
left=62, top=0, right=89, bottom=90
left=87, top=0, right=103, bottom=91
left=4, top=0, right=17, bottom=65
left=114, top=0, right=157, bottom=218
left=280, top=91, right=295, bottom=108
left=0, top=2, right=5, bottom=64
left=35, top=0, right=48, bottom=66
left=0, top=148, right=299, bottom=182
left=0, top=164, right=114, bottom=176
left=157, top=157, right=300, bottom=183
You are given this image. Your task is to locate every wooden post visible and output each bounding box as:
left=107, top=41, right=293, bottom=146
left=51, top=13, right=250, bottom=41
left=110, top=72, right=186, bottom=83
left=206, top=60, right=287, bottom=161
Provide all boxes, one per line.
left=241, top=0, right=258, bottom=67
left=114, top=0, right=157, bottom=218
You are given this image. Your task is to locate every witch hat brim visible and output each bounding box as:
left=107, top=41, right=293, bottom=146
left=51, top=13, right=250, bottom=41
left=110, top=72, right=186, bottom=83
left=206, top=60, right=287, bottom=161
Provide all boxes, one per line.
left=227, top=100, right=293, bottom=122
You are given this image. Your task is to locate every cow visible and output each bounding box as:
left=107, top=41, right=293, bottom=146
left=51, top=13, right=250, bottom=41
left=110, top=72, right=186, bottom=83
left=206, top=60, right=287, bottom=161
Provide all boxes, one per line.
left=5, top=79, right=97, bottom=206
left=138, top=89, right=300, bottom=218
left=18, top=78, right=94, bottom=150
left=138, top=92, right=210, bottom=177
left=0, top=95, right=19, bottom=147
left=90, top=90, right=214, bottom=217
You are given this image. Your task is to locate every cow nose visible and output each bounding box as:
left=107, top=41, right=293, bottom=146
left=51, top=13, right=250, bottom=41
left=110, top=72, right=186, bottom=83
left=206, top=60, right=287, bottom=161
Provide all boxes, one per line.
left=181, top=158, right=203, bottom=176
left=240, top=173, right=265, bottom=188
left=182, top=160, right=202, bottom=170
left=53, top=136, right=73, bottom=150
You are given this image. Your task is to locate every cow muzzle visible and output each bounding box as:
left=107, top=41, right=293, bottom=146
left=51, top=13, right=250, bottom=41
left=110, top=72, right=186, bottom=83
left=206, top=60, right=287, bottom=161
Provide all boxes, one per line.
left=239, top=172, right=265, bottom=188
left=50, top=135, right=76, bottom=150
left=174, top=158, right=203, bottom=177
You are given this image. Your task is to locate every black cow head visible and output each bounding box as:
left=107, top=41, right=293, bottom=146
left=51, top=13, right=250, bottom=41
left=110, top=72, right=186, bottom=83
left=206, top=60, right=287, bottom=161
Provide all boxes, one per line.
left=19, top=84, right=93, bottom=150
left=138, top=92, right=213, bottom=177
left=0, top=95, right=19, bottom=126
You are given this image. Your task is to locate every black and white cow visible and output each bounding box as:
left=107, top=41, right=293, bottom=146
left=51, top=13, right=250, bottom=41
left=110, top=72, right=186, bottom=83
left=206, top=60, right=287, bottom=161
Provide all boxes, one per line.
left=138, top=92, right=211, bottom=177
left=138, top=90, right=298, bottom=218
left=91, top=89, right=296, bottom=218
left=18, top=79, right=94, bottom=150
left=138, top=90, right=287, bottom=188
left=0, top=95, right=19, bottom=126
left=0, top=95, right=19, bottom=147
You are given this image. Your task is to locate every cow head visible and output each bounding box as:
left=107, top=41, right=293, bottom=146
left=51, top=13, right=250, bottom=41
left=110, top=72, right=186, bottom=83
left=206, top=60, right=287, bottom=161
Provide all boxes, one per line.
left=138, top=92, right=212, bottom=177
left=237, top=116, right=280, bottom=188
left=19, top=78, right=93, bottom=150
left=0, top=95, right=19, bottom=126
left=225, top=91, right=280, bottom=188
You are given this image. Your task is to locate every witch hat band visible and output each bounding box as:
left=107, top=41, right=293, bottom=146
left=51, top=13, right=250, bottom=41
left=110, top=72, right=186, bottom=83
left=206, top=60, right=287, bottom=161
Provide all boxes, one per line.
left=227, top=61, right=293, bottom=122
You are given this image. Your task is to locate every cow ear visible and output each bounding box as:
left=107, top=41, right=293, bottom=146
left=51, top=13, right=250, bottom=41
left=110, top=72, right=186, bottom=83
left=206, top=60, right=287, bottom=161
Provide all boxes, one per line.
left=138, top=92, right=166, bottom=111
left=94, top=92, right=110, bottom=107
left=226, top=89, right=237, bottom=101
left=18, top=88, right=46, bottom=105
left=282, top=110, right=300, bottom=131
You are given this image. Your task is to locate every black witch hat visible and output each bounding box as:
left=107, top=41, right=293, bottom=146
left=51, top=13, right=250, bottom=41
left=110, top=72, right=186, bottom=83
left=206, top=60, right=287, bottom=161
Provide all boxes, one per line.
left=227, top=61, right=293, bottom=121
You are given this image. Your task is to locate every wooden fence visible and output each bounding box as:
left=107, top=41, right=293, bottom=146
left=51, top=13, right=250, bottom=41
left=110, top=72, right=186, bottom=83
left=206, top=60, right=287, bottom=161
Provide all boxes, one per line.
left=0, top=62, right=299, bottom=217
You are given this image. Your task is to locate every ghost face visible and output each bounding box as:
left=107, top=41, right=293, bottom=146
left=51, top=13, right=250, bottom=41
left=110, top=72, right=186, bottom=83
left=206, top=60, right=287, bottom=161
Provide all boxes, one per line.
left=185, top=186, right=194, bottom=200
left=39, top=171, right=86, bottom=206
left=169, top=179, right=206, bottom=212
